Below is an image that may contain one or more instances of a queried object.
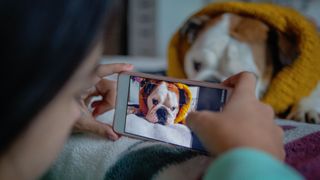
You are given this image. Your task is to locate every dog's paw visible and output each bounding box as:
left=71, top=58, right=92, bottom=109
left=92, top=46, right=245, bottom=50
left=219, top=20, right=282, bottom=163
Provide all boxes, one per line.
left=287, top=105, right=320, bottom=124
left=287, top=86, right=320, bottom=124
left=287, top=109, right=320, bottom=124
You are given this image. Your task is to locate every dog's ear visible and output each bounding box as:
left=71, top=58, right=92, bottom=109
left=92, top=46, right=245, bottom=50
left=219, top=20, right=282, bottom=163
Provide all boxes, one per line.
left=277, top=31, right=298, bottom=66
left=139, top=79, right=158, bottom=116
left=229, top=14, right=269, bottom=43
left=267, top=29, right=298, bottom=77
left=180, top=15, right=211, bottom=43
left=141, top=79, right=157, bottom=96
left=178, top=89, right=188, bottom=107
left=139, top=78, right=147, bottom=87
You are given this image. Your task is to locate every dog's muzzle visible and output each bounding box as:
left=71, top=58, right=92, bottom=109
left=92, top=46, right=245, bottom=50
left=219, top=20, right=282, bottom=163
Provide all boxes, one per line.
left=156, top=107, right=168, bottom=125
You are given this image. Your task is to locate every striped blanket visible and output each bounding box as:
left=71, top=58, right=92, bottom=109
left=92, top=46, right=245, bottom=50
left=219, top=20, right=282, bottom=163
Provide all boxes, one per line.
left=43, top=110, right=320, bottom=180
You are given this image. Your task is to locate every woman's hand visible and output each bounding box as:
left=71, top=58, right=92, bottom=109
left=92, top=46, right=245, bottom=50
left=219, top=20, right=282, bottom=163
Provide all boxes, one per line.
left=73, top=63, right=133, bottom=140
left=186, top=72, right=285, bottom=160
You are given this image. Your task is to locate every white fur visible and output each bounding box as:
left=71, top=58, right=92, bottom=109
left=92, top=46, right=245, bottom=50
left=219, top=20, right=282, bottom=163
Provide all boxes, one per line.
left=292, top=82, right=320, bottom=123
left=185, top=14, right=263, bottom=97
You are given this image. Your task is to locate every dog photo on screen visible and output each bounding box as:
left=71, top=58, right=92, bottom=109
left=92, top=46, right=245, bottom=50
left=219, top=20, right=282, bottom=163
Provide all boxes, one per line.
left=125, top=76, right=226, bottom=151
left=130, top=77, right=194, bottom=125
left=124, top=76, right=197, bottom=148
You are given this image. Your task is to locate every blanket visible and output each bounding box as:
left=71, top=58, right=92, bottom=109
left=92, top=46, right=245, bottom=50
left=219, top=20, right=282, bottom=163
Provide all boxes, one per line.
left=125, top=113, right=192, bottom=148
left=42, top=110, right=320, bottom=180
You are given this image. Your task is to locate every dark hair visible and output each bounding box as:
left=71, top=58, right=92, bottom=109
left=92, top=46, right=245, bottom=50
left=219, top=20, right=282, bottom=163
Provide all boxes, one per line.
left=0, top=0, right=110, bottom=153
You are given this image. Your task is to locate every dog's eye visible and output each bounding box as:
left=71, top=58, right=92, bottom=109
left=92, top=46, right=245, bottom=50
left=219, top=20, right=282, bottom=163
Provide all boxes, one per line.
left=152, top=99, right=159, bottom=105
left=193, top=61, right=202, bottom=72
left=171, top=107, right=176, bottom=111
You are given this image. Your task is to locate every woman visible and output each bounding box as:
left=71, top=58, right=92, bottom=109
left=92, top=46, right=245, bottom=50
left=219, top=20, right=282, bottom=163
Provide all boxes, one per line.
left=0, top=0, right=130, bottom=178
left=0, top=0, right=302, bottom=179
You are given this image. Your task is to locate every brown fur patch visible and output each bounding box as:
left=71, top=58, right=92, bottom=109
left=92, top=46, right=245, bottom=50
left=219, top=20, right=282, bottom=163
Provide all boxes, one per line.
left=229, top=14, right=273, bottom=89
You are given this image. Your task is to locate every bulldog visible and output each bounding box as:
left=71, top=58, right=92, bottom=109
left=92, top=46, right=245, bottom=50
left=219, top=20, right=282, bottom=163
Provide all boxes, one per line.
left=183, top=13, right=291, bottom=98
left=137, top=79, right=190, bottom=125
left=178, top=12, right=320, bottom=123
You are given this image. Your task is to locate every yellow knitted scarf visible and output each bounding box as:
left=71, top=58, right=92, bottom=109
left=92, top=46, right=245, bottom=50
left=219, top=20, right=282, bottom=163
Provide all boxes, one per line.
left=175, top=83, right=192, bottom=124
left=167, top=2, right=320, bottom=114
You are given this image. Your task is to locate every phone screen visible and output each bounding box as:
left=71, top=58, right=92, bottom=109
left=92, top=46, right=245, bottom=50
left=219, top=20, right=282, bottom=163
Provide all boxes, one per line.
left=124, top=75, right=228, bottom=152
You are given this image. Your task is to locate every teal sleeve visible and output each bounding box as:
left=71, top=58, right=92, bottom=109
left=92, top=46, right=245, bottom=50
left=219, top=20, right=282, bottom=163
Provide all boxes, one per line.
left=204, top=148, right=303, bottom=180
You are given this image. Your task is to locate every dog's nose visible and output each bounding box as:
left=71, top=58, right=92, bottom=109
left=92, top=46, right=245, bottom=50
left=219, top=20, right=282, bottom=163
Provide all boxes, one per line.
left=156, top=108, right=168, bottom=125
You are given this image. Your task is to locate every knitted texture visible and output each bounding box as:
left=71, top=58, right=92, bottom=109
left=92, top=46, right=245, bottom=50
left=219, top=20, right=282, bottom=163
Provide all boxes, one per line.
left=174, top=83, right=192, bottom=124
left=167, top=2, right=320, bottom=113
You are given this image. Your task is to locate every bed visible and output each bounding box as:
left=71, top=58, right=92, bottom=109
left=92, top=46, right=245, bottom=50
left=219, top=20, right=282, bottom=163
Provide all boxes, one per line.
left=42, top=56, right=320, bottom=180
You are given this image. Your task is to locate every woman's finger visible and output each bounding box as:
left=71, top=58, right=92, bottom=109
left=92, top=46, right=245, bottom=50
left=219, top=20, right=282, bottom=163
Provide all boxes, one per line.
left=95, top=79, right=116, bottom=95
left=74, top=115, right=119, bottom=140
left=88, top=120, right=119, bottom=140
left=222, top=71, right=257, bottom=98
left=186, top=111, right=219, bottom=136
left=92, top=101, right=114, bottom=117
left=83, top=86, right=100, bottom=105
left=96, top=63, right=133, bottom=77
left=92, top=80, right=117, bottom=116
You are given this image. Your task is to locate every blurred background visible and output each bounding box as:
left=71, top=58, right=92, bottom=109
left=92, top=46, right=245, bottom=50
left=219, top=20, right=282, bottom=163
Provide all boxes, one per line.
left=102, top=0, right=320, bottom=73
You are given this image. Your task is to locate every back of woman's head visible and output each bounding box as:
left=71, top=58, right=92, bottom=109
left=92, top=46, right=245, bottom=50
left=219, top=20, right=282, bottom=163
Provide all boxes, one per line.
left=0, top=0, right=110, bottom=153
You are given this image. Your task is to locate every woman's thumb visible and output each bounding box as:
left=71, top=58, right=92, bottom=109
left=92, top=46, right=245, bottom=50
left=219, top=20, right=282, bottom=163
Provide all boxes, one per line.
left=74, top=115, right=119, bottom=141
left=88, top=120, right=120, bottom=141
left=186, top=111, right=217, bottom=135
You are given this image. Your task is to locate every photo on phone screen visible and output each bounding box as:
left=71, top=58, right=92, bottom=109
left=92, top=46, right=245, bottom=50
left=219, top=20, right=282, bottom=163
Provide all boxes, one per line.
left=124, top=75, right=227, bottom=152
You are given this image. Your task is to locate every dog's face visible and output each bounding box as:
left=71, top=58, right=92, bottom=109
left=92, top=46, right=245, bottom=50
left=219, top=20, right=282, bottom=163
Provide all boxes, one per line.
left=183, top=13, right=273, bottom=98
left=140, top=80, right=183, bottom=125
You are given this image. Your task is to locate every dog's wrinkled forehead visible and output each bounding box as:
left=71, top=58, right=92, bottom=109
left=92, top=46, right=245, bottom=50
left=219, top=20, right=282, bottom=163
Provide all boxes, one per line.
left=154, top=82, right=180, bottom=97
left=180, top=15, right=211, bottom=44
left=142, top=80, right=180, bottom=97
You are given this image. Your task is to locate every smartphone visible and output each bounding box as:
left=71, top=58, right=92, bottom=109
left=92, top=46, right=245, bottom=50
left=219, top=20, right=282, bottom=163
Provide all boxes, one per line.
left=113, top=71, right=232, bottom=153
